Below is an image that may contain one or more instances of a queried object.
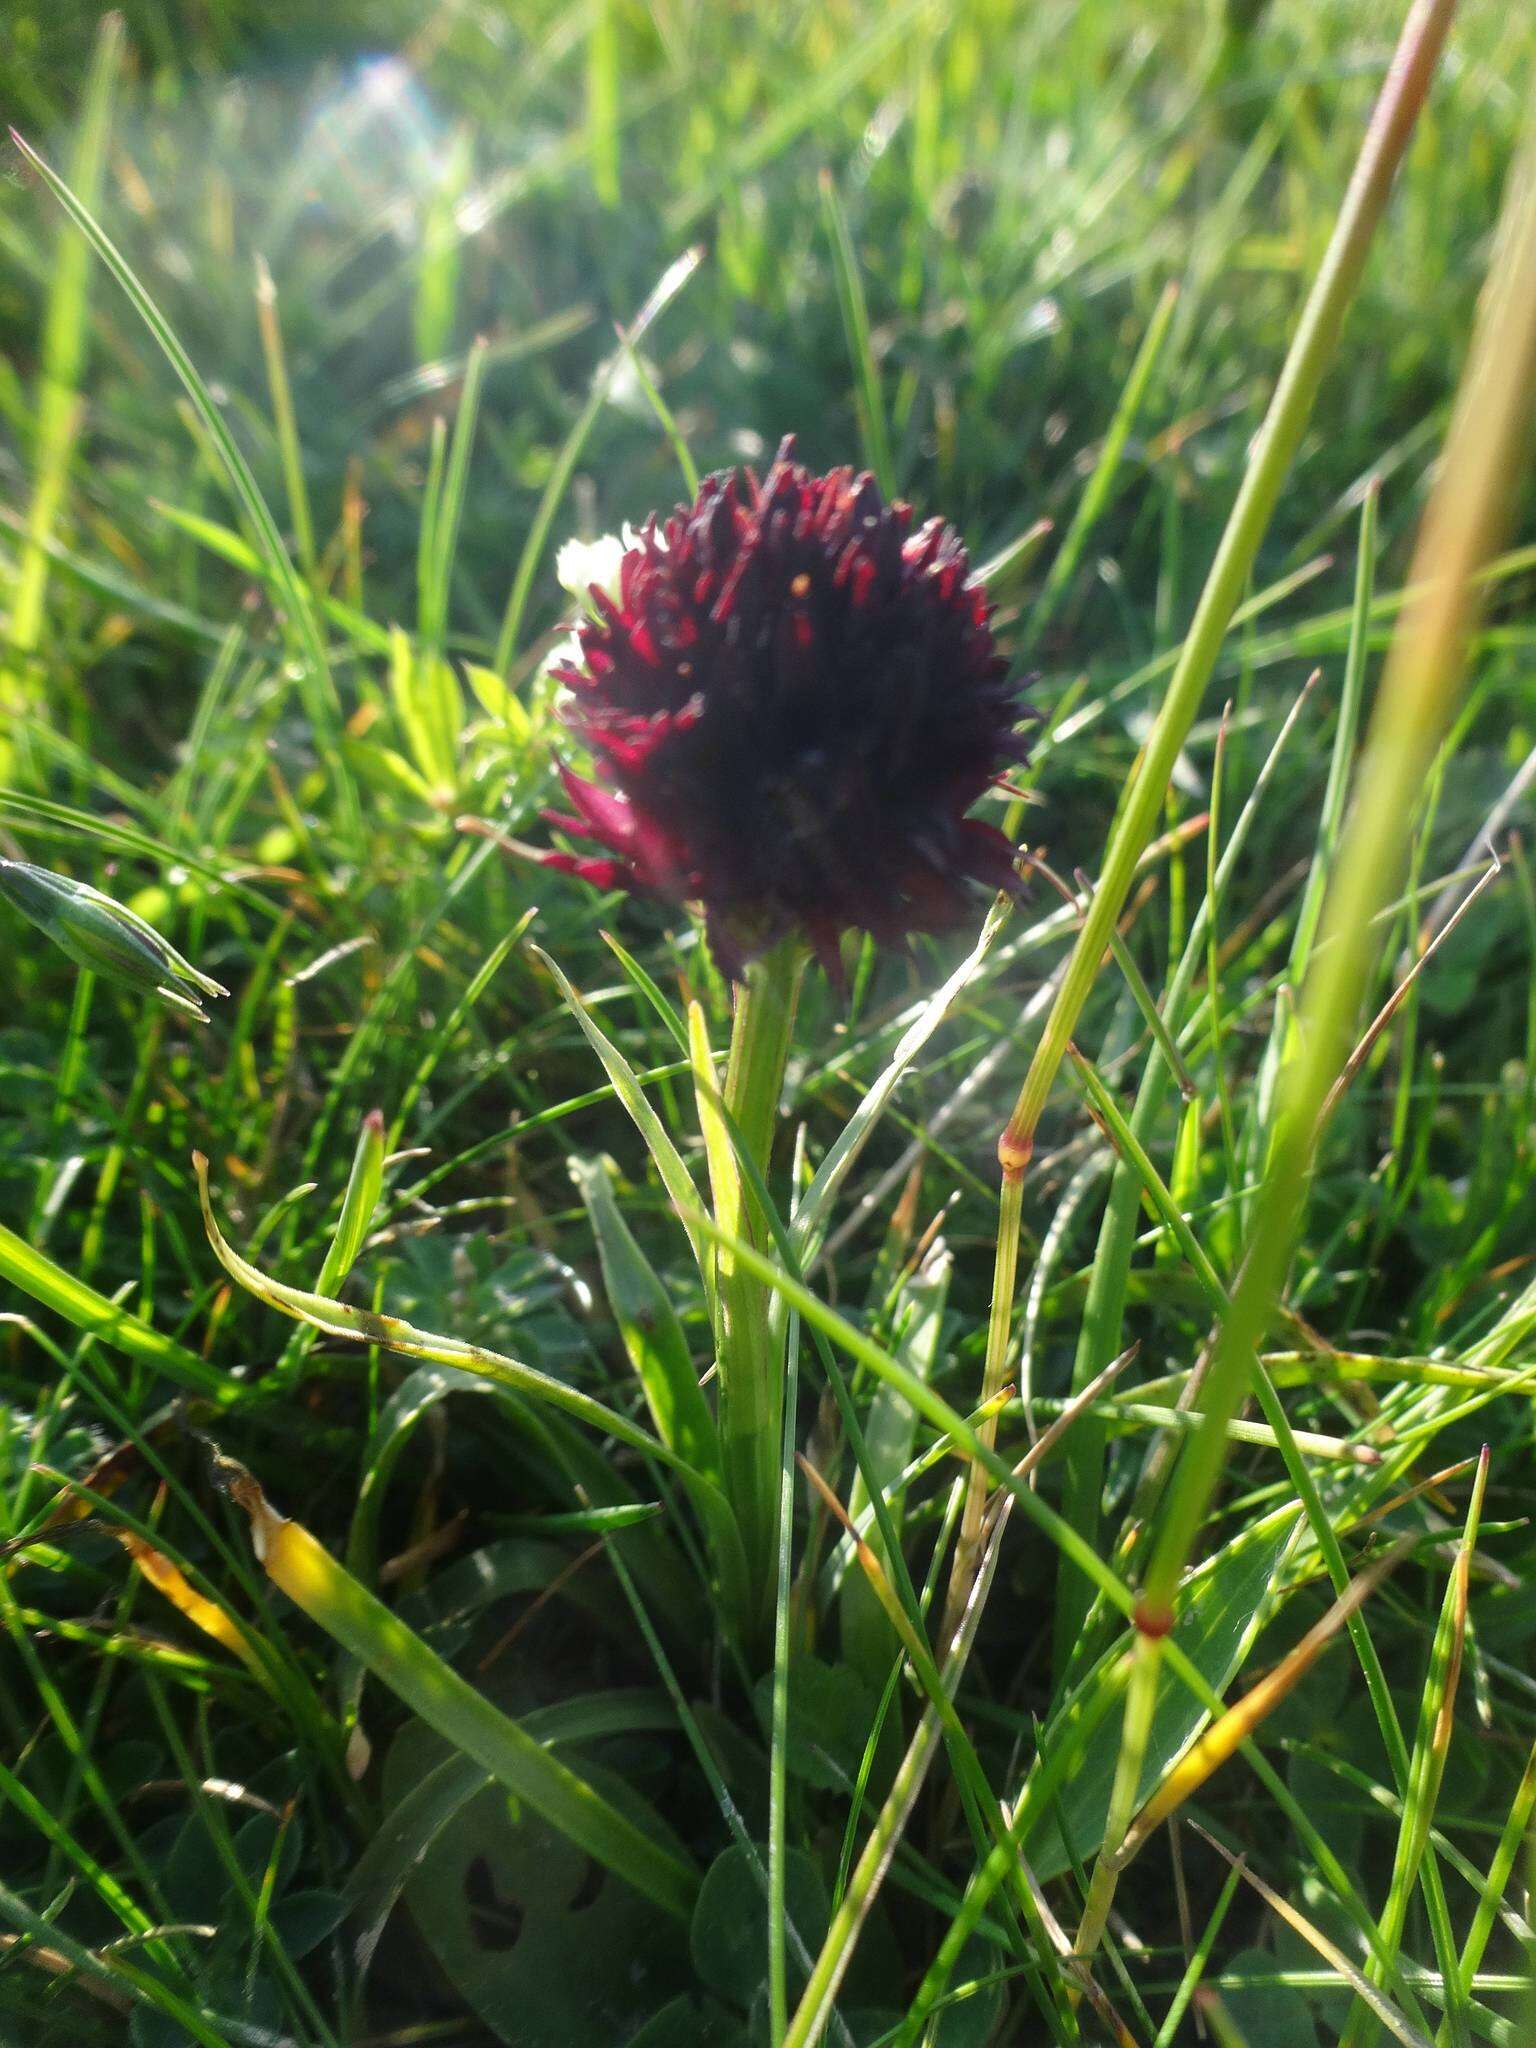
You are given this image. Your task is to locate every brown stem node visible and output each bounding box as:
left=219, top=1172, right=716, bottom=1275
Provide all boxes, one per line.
left=1134, top=1598, right=1175, bottom=1640
left=997, top=1130, right=1032, bottom=1178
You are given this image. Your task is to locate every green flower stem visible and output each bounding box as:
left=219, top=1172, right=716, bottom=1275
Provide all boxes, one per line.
left=725, top=940, right=804, bottom=1173
left=716, top=940, right=806, bottom=1628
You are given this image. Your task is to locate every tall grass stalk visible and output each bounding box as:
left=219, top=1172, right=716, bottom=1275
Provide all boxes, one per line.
left=708, top=942, right=805, bottom=1626
left=1000, top=0, right=1459, bottom=1175
left=1077, top=102, right=1536, bottom=1992
left=1143, top=120, right=1536, bottom=1621
left=959, top=0, right=1461, bottom=1648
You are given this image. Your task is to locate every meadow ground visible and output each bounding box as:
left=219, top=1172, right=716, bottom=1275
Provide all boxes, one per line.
left=1, top=2, right=1535, bottom=2043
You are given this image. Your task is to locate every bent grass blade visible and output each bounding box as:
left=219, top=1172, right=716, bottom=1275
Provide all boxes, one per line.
left=1191, top=1823, right=1434, bottom=2048
left=211, top=1452, right=698, bottom=1921
left=0, top=1221, right=230, bottom=1400
left=194, top=1151, right=746, bottom=1611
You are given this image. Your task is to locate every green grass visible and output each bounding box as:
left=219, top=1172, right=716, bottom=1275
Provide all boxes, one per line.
left=2, top=2, right=1536, bottom=2044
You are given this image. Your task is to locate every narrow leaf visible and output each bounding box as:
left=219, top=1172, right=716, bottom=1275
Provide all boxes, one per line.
left=569, top=1153, right=721, bottom=1482
left=213, top=1452, right=698, bottom=1921
left=315, top=1109, right=385, bottom=1296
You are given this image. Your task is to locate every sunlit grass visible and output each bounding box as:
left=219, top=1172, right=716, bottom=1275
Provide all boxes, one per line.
left=0, top=3, right=1534, bottom=2044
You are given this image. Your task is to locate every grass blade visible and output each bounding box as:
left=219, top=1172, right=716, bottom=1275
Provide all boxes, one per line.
left=1140, top=117, right=1536, bottom=1632
left=0, top=1221, right=229, bottom=1399
left=1120, top=1538, right=1408, bottom=1865
left=1025, top=278, right=1179, bottom=652
left=1342, top=1450, right=1491, bottom=2047
left=492, top=248, right=700, bottom=675
left=820, top=170, right=896, bottom=498
left=569, top=1152, right=722, bottom=1482
left=253, top=254, right=316, bottom=579
left=968, top=3, right=1464, bottom=1628
left=195, top=1151, right=681, bottom=1470
left=997, top=0, right=1459, bottom=1180
left=2, top=11, right=122, bottom=778
left=313, top=1107, right=385, bottom=1296
left=794, top=894, right=1009, bottom=1266
left=1191, top=1824, right=1434, bottom=2048
left=532, top=942, right=711, bottom=1287
left=9, top=127, right=362, bottom=847
left=213, top=1452, right=698, bottom=1920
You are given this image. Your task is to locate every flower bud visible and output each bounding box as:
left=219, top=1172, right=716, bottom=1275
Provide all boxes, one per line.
left=0, top=860, right=229, bottom=1022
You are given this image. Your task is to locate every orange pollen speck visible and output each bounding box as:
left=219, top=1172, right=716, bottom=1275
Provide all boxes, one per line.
left=790, top=573, right=811, bottom=597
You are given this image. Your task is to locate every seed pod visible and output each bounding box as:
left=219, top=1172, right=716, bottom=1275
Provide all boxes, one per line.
left=0, top=860, right=229, bottom=1022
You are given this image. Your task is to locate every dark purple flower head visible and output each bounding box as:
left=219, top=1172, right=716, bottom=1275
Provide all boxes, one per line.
left=541, top=437, right=1029, bottom=977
